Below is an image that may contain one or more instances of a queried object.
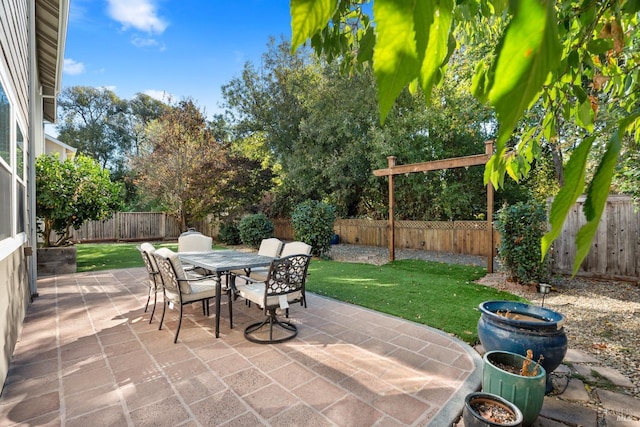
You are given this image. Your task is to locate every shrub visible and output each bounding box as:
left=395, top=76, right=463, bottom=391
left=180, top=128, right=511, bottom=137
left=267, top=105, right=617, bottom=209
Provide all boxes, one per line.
left=238, top=213, right=274, bottom=248
left=494, top=201, right=549, bottom=284
left=291, top=200, right=336, bottom=256
left=36, top=154, right=122, bottom=247
left=217, top=222, right=240, bottom=245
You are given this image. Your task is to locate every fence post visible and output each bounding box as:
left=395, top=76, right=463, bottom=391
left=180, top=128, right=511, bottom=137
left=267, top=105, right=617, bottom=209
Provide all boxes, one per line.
left=160, top=213, right=166, bottom=241
left=115, top=212, right=120, bottom=242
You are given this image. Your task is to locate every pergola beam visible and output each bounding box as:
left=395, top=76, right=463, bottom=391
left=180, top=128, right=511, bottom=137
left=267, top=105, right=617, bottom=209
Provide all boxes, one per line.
left=373, top=152, right=490, bottom=177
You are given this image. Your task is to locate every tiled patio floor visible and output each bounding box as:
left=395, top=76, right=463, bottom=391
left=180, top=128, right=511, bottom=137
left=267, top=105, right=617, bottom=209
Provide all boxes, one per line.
left=0, top=268, right=481, bottom=426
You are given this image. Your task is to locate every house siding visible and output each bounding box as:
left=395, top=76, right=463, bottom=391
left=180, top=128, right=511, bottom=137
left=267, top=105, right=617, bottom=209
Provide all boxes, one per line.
left=0, top=0, right=30, bottom=121
left=0, top=0, right=32, bottom=389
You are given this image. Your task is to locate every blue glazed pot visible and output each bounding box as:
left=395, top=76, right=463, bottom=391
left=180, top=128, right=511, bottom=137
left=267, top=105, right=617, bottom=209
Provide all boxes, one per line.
left=477, top=301, right=568, bottom=383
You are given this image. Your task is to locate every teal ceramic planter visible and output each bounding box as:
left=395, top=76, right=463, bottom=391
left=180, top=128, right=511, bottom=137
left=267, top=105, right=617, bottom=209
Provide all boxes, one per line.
left=483, top=351, right=546, bottom=427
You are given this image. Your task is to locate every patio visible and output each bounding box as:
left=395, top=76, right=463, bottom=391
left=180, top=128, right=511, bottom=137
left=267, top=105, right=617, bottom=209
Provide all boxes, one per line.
left=0, top=267, right=481, bottom=426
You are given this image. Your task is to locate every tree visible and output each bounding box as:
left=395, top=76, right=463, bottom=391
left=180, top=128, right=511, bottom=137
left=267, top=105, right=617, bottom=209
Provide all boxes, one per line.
left=132, top=99, right=273, bottom=229
left=290, top=0, right=640, bottom=273
left=223, top=39, right=511, bottom=220
left=35, top=154, right=123, bottom=247
left=57, top=86, right=131, bottom=172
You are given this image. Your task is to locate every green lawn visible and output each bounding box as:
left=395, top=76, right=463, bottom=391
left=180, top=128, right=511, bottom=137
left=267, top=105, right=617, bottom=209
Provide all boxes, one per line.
left=75, top=243, right=526, bottom=344
left=76, top=242, right=225, bottom=272
left=306, top=259, right=525, bottom=344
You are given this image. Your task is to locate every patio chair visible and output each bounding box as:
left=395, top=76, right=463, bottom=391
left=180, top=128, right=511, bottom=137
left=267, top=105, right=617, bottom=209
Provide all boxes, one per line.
left=178, top=231, right=213, bottom=273
left=279, top=241, right=312, bottom=309
left=137, top=242, right=162, bottom=324
left=153, top=248, right=231, bottom=343
left=234, top=237, right=283, bottom=281
left=178, top=231, right=213, bottom=252
left=235, top=254, right=311, bottom=344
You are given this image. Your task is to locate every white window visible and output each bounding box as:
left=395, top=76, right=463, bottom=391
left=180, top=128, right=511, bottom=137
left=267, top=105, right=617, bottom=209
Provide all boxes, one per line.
left=0, top=82, right=11, bottom=241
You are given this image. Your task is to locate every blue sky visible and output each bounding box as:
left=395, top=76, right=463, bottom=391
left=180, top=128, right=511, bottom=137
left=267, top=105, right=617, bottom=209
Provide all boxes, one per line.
left=61, top=0, right=293, bottom=119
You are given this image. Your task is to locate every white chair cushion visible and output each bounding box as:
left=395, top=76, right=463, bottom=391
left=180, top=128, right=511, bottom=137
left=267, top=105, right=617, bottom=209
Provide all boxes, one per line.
left=258, top=238, right=284, bottom=257
left=280, top=241, right=312, bottom=257
left=178, top=233, right=213, bottom=252
left=140, top=242, right=159, bottom=271
left=182, top=279, right=218, bottom=303
left=237, top=281, right=302, bottom=309
left=156, top=247, right=191, bottom=292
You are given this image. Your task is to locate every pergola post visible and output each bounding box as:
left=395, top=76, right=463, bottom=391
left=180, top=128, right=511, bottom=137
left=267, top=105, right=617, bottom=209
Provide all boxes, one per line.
left=387, top=156, right=396, bottom=262
left=485, top=141, right=494, bottom=273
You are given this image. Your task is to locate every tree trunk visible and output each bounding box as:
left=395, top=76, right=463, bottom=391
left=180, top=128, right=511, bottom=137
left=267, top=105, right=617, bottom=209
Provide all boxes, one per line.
left=551, top=146, right=564, bottom=186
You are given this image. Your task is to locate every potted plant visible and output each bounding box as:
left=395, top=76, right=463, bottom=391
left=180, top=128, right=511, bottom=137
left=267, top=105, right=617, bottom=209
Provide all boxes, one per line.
left=482, top=350, right=546, bottom=427
left=477, top=300, right=567, bottom=393
left=463, top=392, right=523, bottom=427
left=35, top=154, right=122, bottom=275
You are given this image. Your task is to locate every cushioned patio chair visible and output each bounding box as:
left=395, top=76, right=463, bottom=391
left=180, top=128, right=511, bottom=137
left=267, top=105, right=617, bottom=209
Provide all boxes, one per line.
left=279, top=241, right=312, bottom=257
left=279, top=241, right=312, bottom=309
left=234, top=237, right=283, bottom=282
left=235, top=254, right=311, bottom=344
left=137, top=242, right=162, bottom=323
left=153, top=248, right=231, bottom=343
left=178, top=231, right=213, bottom=273
left=178, top=231, right=213, bottom=252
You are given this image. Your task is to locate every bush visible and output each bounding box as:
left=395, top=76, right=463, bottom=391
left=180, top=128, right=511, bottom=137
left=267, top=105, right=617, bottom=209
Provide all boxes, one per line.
left=494, top=201, right=549, bottom=284
left=217, top=222, right=240, bottom=245
left=36, top=154, right=122, bottom=247
left=238, top=213, right=274, bottom=248
left=291, top=200, right=336, bottom=257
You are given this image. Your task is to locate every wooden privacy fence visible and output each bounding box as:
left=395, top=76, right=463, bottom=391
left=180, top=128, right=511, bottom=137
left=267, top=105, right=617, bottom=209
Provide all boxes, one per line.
left=69, top=212, right=217, bottom=243
left=70, top=195, right=639, bottom=280
left=551, top=195, right=639, bottom=281
left=273, top=218, right=499, bottom=256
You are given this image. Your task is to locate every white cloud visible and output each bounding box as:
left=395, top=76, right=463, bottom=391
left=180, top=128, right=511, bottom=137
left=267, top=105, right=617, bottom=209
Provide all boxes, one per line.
left=144, top=90, right=174, bottom=103
left=107, top=0, right=168, bottom=34
left=131, top=36, right=159, bottom=48
left=64, top=58, right=85, bottom=75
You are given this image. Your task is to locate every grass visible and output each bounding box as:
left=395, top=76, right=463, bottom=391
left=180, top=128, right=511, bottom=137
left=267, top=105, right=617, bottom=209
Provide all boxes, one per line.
left=306, top=259, right=526, bottom=344
left=75, top=243, right=527, bottom=344
left=75, top=242, right=225, bottom=272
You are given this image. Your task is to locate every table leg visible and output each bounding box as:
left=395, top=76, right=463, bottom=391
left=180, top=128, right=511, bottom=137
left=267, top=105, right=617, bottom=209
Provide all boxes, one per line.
left=215, top=272, right=222, bottom=338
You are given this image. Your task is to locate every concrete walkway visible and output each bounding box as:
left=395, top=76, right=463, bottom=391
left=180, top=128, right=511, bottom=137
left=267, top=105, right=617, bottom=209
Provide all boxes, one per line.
left=0, top=268, right=481, bottom=426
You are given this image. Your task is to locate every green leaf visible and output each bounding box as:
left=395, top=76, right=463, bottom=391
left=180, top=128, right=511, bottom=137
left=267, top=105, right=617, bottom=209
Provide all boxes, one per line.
left=373, top=0, right=424, bottom=121
left=418, top=0, right=454, bottom=102
left=356, top=26, right=375, bottom=63
left=541, top=136, right=594, bottom=259
left=290, top=0, right=338, bottom=51
left=488, top=0, right=561, bottom=155
left=472, top=61, right=490, bottom=102
left=576, top=98, right=595, bottom=131
left=587, top=38, right=614, bottom=55
left=573, top=112, right=640, bottom=272
left=573, top=132, right=621, bottom=273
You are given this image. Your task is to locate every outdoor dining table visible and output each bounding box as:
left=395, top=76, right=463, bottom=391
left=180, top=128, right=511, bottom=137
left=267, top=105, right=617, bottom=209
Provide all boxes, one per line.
left=178, top=250, right=274, bottom=338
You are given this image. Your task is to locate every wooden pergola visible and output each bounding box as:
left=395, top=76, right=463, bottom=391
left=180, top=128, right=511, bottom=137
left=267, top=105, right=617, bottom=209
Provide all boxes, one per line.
left=373, top=141, right=495, bottom=273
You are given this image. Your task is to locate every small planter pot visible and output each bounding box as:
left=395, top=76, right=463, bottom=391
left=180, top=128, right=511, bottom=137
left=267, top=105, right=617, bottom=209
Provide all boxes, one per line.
left=482, top=351, right=546, bottom=427
left=463, top=392, right=523, bottom=427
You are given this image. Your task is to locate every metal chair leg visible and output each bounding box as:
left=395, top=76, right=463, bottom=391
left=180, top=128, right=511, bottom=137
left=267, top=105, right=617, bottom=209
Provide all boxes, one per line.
left=149, top=290, right=157, bottom=324
left=174, top=304, right=184, bottom=344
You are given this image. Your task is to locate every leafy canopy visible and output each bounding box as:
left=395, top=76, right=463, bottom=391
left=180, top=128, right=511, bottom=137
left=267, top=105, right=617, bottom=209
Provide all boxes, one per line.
left=290, top=0, right=640, bottom=273
left=131, top=99, right=273, bottom=229
left=35, top=154, right=123, bottom=247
